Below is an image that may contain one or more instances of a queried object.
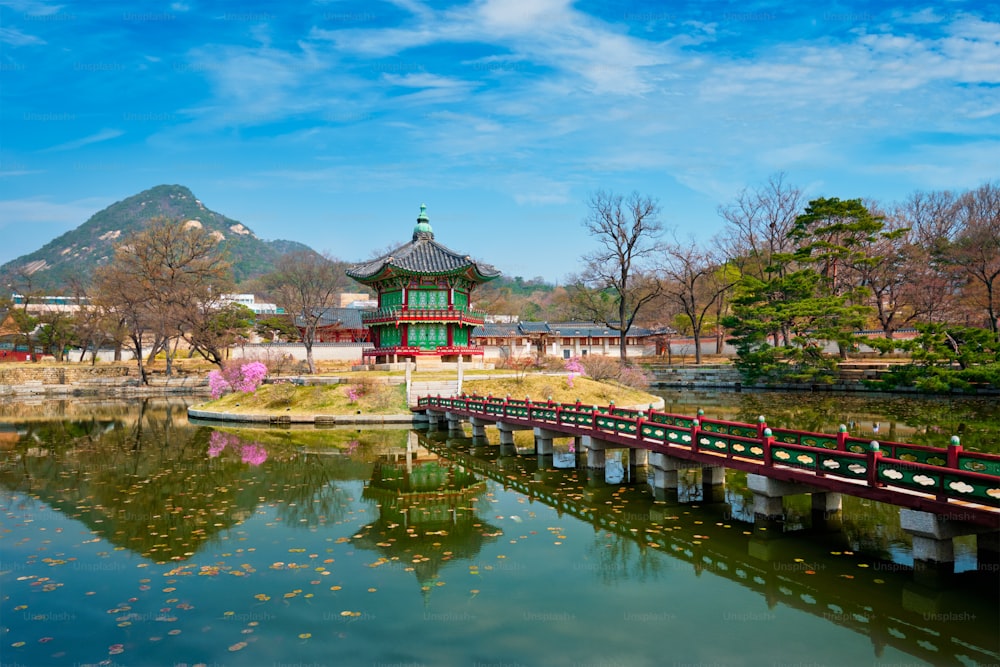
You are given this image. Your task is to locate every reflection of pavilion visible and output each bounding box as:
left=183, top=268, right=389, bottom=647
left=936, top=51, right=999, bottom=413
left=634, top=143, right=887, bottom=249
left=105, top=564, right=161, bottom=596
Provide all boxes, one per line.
left=355, top=433, right=501, bottom=600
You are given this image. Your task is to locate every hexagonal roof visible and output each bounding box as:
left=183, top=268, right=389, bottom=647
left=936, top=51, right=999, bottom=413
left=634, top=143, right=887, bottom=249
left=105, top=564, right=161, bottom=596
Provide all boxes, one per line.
left=346, top=205, right=500, bottom=284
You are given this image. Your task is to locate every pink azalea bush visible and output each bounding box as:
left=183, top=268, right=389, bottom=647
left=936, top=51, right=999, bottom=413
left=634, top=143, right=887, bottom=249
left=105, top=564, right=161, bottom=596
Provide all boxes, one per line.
left=565, top=356, right=586, bottom=389
left=207, top=431, right=232, bottom=457
left=207, top=431, right=268, bottom=466
left=239, top=443, right=268, bottom=466
left=208, top=361, right=269, bottom=399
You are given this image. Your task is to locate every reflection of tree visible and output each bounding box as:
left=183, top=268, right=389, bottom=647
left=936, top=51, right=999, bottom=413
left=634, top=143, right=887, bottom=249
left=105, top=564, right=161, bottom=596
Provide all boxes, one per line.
left=586, top=529, right=667, bottom=586
left=654, top=390, right=1000, bottom=453
left=272, top=453, right=352, bottom=527
left=0, top=413, right=381, bottom=562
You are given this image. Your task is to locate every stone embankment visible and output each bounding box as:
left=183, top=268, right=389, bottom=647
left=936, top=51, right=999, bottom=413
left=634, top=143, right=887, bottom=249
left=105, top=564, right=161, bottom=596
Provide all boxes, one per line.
left=648, top=362, right=998, bottom=394
left=186, top=407, right=421, bottom=425
left=648, top=363, right=890, bottom=390
left=0, top=364, right=209, bottom=397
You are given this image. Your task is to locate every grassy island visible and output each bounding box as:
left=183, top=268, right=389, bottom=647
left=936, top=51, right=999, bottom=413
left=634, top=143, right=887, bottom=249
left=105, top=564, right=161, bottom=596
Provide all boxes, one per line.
left=193, top=374, right=661, bottom=417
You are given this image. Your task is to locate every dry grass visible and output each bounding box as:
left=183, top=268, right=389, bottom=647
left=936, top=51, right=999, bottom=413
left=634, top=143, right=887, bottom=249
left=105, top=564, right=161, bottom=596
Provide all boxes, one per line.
left=461, top=375, right=659, bottom=409
left=193, top=372, right=661, bottom=416
left=194, top=381, right=408, bottom=415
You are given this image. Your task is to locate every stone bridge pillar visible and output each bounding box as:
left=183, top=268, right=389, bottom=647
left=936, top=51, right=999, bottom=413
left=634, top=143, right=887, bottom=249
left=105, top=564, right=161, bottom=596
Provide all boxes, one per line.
left=496, top=421, right=521, bottom=446
left=647, top=452, right=690, bottom=491
left=470, top=416, right=490, bottom=439
left=746, top=474, right=842, bottom=520
left=424, top=410, right=442, bottom=429
left=629, top=447, right=648, bottom=467
left=581, top=435, right=609, bottom=469
left=444, top=411, right=465, bottom=434
left=900, top=509, right=998, bottom=571
left=533, top=427, right=559, bottom=456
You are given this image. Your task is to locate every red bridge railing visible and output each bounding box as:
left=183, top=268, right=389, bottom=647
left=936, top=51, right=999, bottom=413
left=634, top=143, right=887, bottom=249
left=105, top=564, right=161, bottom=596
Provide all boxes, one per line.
left=415, top=394, right=1000, bottom=514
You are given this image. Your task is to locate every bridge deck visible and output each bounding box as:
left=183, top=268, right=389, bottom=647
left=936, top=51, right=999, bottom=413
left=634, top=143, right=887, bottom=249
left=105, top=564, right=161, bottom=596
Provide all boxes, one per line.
left=415, top=394, right=1000, bottom=528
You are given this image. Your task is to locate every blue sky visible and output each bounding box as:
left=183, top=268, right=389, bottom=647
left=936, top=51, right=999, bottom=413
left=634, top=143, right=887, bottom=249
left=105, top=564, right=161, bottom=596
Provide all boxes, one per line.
left=1, top=0, right=998, bottom=283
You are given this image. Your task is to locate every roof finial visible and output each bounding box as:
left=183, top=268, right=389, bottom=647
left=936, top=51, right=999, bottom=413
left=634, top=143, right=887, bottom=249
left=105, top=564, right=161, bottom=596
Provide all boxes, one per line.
left=413, top=203, right=433, bottom=240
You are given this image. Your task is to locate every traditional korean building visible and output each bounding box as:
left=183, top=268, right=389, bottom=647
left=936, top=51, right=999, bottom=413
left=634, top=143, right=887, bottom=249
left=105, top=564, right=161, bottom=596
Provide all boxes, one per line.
left=346, top=205, right=500, bottom=367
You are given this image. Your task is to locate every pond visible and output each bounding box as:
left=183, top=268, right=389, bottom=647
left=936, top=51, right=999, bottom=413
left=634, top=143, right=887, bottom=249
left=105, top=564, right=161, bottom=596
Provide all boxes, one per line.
left=0, top=392, right=997, bottom=667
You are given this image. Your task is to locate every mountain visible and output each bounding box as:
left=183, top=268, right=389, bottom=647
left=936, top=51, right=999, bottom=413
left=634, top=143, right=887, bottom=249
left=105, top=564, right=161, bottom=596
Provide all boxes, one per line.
left=0, top=184, right=319, bottom=293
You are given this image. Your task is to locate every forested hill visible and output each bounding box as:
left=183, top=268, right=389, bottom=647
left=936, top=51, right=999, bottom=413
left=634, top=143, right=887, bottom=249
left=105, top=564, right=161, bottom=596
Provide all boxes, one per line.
left=0, top=184, right=318, bottom=293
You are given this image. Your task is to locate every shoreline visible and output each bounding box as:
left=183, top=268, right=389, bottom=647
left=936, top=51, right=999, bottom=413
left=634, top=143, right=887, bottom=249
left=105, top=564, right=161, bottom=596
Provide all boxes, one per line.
left=187, top=406, right=425, bottom=425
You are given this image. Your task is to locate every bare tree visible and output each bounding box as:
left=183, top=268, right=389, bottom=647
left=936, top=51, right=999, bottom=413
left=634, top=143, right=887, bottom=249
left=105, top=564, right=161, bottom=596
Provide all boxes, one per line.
left=92, top=217, right=232, bottom=382
left=949, top=183, right=1000, bottom=335
left=92, top=263, right=154, bottom=382
left=264, top=251, right=349, bottom=374
left=572, top=191, right=664, bottom=360
left=718, top=173, right=803, bottom=281
left=657, top=237, right=736, bottom=364
left=892, top=190, right=964, bottom=326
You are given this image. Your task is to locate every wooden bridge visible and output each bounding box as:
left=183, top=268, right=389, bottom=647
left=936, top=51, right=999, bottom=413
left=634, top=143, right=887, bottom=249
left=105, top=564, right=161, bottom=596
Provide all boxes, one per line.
left=414, top=394, right=1000, bottom=565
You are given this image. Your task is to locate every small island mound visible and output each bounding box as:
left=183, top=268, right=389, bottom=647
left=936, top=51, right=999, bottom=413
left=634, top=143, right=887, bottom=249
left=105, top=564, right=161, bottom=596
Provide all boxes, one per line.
left=189, top=375, right=663, bottom=424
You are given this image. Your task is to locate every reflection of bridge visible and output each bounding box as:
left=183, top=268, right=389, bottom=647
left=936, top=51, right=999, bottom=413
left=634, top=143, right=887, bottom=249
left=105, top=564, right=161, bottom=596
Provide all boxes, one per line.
left=415, top=395, right=1000, bottom=568
left=416, top=431, right=1000, bottom=667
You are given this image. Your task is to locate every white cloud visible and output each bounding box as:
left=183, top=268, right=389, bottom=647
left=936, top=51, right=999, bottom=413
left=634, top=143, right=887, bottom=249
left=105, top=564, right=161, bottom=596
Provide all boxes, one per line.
left=313, top=0, right=673, bottom=95
left=43, top=129, right=124, bottom=152
left=0, top=196, right=108, bottom=231
left=382, top=72, right=471, bottom=89
left=0, top=26, right=45, bottom=46
left=893, top=8, right=946, bottom=25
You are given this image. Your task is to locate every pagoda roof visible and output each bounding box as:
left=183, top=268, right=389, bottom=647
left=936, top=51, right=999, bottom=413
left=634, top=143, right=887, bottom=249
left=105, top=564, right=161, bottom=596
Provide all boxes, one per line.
left=346, top=204, right=500, bottom=284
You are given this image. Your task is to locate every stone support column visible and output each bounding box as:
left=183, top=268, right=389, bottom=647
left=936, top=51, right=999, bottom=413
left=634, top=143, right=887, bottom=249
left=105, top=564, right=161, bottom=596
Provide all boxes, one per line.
left=746, top=474, right=837, bottom=521
left=582, top=435, right=608, bottom=469
left=470, top=417, right=489, bottom=439
left=702, top=465, right=725, bottom=486
left=811, top=492, right=843, bottom=514
left=647, top=453, right=691, bottom=491
left=496, top=421, right=518, bottom=446
left=587, top=447, right=605, bottom=469
left=533, top=427, right=558, bottom=456
left=630, top=448, right=648, bottom=467
left=899, top=509, right=994, bottom=568
left=445, top=411, right=464, bottom=434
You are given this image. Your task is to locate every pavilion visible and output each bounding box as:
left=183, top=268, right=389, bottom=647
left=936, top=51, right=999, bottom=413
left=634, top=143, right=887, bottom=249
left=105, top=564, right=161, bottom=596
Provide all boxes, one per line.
left=346, top=204, right=500, bottom=368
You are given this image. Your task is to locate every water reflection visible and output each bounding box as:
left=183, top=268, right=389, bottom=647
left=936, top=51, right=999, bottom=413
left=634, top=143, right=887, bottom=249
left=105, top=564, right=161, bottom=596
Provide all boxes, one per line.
left=419, top=428, right=999, bottom=667
left=354, top=433, right=503, bottom=599
left=0, top=402, right=394, bottom=561
left=0, top=397, right=997, bottom=667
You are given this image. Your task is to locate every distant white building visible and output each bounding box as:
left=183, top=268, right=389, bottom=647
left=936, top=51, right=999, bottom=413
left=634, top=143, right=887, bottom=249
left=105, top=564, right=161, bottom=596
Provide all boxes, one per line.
left=11, top=293, right=86, bottom=313
left=220, top=294, right=283, bottom=315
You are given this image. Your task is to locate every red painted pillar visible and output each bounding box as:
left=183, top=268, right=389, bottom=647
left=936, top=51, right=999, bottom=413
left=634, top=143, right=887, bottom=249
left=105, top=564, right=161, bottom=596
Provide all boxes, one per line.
left=947, top=436, right=962, bottom=469
left=867, top=441, right=884, bottom=487
left=762, top=428, right=774, bottom=467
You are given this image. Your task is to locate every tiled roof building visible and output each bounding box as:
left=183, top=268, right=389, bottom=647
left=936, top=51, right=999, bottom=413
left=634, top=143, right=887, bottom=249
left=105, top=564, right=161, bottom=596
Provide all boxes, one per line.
left=346, top=205, right=500, bottom=366
left=471, top=320, right=653, bottom=359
